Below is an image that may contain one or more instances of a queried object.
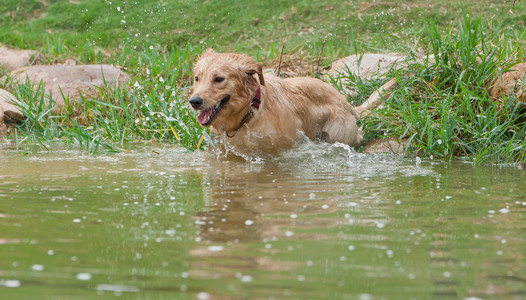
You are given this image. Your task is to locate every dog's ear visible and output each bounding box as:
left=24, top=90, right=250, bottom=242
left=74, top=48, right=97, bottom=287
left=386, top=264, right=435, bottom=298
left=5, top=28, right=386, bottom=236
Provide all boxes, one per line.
left=200, top=48, right=216, bottom=58
left=246, top=63, right=265, bottom=86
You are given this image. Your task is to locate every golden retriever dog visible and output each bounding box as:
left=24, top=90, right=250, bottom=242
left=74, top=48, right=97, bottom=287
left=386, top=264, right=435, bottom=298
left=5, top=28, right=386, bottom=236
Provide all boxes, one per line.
left=189, top=48, right=366, bottom=155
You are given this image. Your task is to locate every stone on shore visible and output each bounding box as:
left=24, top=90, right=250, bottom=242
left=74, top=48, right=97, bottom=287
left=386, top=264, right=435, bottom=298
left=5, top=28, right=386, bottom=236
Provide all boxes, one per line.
left=5, top=64, right=131, bottom=107
left=0, top=43, right=41, bottom=71
left=488, top=63, right=526, bottom=106
left=327, top=53, right=406, bottom=96
left=0, top=89, right=24, bottom=135
left=363, top=138, right=408, bottom=154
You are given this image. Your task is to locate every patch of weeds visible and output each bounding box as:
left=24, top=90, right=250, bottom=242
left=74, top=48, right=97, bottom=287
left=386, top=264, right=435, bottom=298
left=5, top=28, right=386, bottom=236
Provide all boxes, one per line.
left=361, top=10, right=526, bottom=163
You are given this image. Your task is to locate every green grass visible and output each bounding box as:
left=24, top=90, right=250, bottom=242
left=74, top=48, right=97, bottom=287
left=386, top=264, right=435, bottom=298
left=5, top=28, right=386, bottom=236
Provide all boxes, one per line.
left=1, top=1, right=526, bottom=163
left=3, top=64, right=209, bottom=155
left=351, top=10, right=526, bottom=164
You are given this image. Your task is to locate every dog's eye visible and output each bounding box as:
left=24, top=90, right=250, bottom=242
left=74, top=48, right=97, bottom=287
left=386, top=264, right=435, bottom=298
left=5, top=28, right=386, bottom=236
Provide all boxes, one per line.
left=194, top=76, right=199, bottom=82
left=214, top=76, right=224, bottom=83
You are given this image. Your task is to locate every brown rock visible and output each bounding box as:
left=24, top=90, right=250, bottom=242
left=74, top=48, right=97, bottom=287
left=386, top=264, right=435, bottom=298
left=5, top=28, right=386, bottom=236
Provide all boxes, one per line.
left=331, top=53, right=406, bottom=78
left=0, top=89, right=25, bottom=135
left=363, top=138, right=407, bottom=154
left=0, top=43, right=41, bottom=71
left=327, top=53, right=406, bottom=95
left=6, top=64, right=131, bottom=107
left=488, top=63, right=526, bottom=106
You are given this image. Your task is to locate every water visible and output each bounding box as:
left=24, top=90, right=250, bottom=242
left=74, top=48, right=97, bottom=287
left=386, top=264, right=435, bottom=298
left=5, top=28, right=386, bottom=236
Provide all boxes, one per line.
left=1, top=143, right=525, bottom=299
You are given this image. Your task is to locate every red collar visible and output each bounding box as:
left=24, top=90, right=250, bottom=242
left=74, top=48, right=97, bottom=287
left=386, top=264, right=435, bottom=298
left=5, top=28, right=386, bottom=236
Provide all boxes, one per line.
left=226, top=85, right=262, bottom=138
left=251, top=86, right=261, bottom=109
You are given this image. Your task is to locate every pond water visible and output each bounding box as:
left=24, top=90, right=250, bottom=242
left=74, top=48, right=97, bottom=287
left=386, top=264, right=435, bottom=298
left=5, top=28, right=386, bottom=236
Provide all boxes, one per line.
left=1, top=142, right=525, bottom=299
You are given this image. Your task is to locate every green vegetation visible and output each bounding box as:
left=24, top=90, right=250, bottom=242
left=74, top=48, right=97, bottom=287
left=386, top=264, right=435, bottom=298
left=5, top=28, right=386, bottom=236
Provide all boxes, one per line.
left=336, top=11, right=526, bottom=164
left=1, top=1, right=525, bottom=163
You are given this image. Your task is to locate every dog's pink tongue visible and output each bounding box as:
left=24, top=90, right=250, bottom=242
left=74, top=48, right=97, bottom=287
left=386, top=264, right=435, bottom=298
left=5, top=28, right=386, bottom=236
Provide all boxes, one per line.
left=197, top=107, right=214, bottom=125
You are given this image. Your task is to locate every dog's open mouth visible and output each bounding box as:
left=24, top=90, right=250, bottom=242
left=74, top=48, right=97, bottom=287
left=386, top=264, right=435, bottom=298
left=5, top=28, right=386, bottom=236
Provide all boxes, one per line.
left=196, top=95, right=230, bottom=126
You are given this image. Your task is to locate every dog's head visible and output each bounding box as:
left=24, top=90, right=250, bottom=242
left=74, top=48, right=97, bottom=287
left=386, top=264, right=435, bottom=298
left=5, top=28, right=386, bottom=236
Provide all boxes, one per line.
left=188, top=48, right=265, bottom=130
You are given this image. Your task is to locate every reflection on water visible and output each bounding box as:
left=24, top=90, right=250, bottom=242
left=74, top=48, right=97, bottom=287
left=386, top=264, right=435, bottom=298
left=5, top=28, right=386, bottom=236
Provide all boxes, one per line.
left=0, top=143, right=525, bottom=299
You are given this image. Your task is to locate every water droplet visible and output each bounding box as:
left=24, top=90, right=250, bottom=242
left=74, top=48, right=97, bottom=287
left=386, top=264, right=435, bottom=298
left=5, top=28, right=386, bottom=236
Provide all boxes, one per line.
left=297, top=275, right=305, bottom=281
left=96, top=284, right=139, bottom=293
left=207, top=245, right=224, bottom=252
left=359, top=294, right=372, bottom=300
left=31, top=264, right=44, bottom=271
left=3, top=280, right=21, bottom=288
left=76, top=273, right=92, bottom=281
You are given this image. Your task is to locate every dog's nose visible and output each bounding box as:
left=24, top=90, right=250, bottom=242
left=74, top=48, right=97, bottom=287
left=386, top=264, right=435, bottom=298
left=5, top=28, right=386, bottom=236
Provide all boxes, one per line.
left=189, top=96, right=203, bottom=109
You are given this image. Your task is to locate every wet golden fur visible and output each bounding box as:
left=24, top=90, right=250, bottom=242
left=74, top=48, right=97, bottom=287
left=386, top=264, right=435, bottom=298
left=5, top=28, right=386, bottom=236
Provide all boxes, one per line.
left=189, top=49, right=363, bottom=155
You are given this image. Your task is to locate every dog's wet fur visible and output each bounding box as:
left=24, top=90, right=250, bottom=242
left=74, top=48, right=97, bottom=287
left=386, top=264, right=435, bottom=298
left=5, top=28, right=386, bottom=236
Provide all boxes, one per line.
left=189, top=48, right=364, bottom=155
